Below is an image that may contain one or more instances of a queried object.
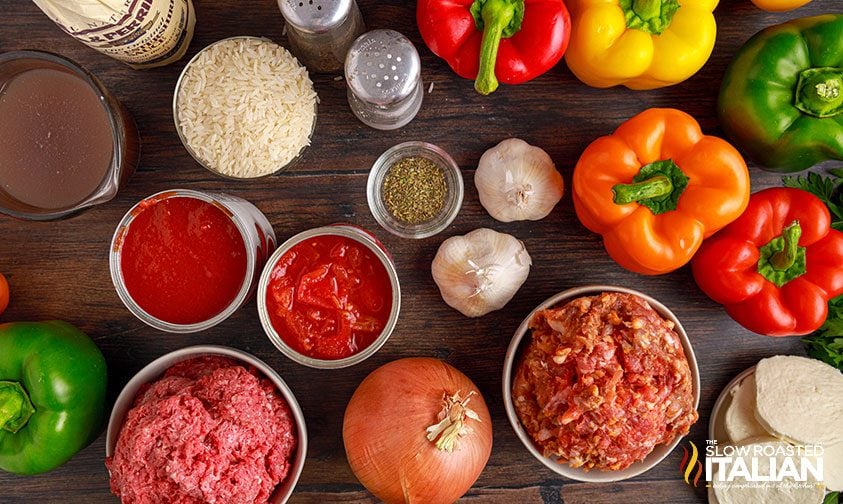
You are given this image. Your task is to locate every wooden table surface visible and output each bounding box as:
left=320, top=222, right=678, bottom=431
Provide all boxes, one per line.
left=0, top=1, right=835, bottom=502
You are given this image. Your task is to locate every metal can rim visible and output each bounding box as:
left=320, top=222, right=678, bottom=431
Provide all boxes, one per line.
left=257, top=224, right=401, bottom=369
left=109, top=189, right=262, bottom=333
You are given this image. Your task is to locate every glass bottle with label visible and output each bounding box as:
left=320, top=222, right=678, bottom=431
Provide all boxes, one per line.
left=32, top=0, right=196, bottom=69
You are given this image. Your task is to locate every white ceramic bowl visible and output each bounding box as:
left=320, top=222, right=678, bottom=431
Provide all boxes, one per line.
left=106, top=345, right=307, bottom=503
left=708, top=366, right=756, bottom=445
left=502, top=285, right=701, bottom=483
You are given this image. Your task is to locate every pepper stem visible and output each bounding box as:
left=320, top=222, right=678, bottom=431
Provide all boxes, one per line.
left=757, top=220, right=807, bottom=287
left=612, top=175, right=673, bottom=204
left=611, top=159, right=689, bottom=215
left=770, top=221, right=801, bottom=270
left=619, top=0, right=680, bottom=35
left=794, top=67, right=843, bottom=118
left=469, top=0, right=525, bottom=95
left=425, top=391, right=481, bottom=452
left=0, top=381, right=35, bottom=434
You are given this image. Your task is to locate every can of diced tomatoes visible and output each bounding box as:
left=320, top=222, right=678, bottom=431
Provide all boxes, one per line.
left=257, top=224, right=401, bottom=369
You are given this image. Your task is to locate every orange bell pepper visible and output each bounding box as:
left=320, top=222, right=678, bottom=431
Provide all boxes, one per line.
left=572, top=108, right=751, bottom=275
left=750, top=0, right=811, bottom=11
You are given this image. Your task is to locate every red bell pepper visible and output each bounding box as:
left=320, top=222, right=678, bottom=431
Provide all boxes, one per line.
left=417, top=0, right=571, bottom=95
left=692, top=188, right=843, bottom=336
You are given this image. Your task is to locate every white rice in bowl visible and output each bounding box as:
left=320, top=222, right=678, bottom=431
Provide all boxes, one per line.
left=175, top=37, right=317, bottom=178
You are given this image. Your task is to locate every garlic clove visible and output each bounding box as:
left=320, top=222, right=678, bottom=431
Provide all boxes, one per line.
left=432, top=228, right=532, bottom=317
left=475, top=138, right=564, bottom=222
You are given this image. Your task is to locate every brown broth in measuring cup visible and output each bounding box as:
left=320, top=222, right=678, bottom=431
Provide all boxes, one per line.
left=0, top=51, right=139, bottom=220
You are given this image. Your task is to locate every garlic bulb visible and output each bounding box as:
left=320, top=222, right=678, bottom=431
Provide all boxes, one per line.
left=475, top=138, right=564, bottom=222
left=432, top=228, right=531, bottom=317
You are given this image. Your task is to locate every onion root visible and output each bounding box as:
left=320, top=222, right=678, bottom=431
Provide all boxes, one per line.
left=425, top=391, right=481, bottom=452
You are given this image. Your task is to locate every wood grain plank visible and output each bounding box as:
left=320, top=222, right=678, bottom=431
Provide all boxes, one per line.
left=289, top=486, right=546, bottom=503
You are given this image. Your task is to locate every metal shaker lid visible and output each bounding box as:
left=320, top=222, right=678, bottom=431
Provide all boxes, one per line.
left=345, top=29, right=421, bottom=107
left=278, top=0, right=353, bottom=34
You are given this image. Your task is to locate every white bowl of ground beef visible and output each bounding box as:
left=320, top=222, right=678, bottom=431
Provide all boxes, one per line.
left=106, top=345, right=307, bottom=503
left=503, top=285, right=700, bottom=483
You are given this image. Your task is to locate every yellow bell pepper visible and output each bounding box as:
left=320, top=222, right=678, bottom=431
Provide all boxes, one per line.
left=750, top=0, right=810, bottom=11
left=564, top=0, right=718, bottom=89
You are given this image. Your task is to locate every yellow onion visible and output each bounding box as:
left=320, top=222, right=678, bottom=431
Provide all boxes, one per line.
left=343, top=358, right=493, bottom=504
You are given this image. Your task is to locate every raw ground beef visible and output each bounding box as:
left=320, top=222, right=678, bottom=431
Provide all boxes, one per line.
left=107, top=356, right=296, bottom=503
left=513, top=292, right=698, bottom=471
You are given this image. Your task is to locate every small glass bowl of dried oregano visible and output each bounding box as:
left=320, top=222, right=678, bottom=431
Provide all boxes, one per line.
left=367, top=141, right=464, bottom=239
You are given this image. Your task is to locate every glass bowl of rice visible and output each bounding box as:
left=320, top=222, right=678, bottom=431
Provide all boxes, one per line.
left=173, top=36, right=318, bottom=179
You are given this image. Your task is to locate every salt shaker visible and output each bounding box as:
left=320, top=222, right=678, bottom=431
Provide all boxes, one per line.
left=345, top=29, right=423, bottom=131
left=278, top=0, right=365, bottom=73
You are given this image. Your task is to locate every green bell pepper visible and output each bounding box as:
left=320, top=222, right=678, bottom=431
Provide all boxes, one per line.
left=718, top=14, right=843, bottom=173
left=0, top=321, right=107, bottom=475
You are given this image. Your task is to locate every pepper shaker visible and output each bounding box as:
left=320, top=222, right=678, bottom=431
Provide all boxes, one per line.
left=278, top=0, right=365, bottom=73
left=345, top=29, right=423, bottom=131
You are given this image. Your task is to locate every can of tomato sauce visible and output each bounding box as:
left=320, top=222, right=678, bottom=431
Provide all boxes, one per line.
left=110, top=189, right=276, bottom=333
left=257, top=224, right=401, bottom=369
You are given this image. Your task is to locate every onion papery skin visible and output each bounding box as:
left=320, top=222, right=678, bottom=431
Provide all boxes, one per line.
left=343, top=357, right=493, bottom=504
